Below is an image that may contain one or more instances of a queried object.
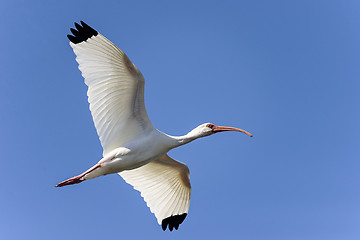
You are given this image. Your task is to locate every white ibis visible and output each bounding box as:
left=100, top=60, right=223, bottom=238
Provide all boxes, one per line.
left=57, top=21, right=253, bottom=231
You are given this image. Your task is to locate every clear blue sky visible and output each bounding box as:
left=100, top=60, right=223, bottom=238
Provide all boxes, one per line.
left=1, top=0, right=359, bottom=239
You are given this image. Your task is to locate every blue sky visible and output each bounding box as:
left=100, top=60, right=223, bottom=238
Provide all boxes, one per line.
left=1, top=0, right=359, bottom=239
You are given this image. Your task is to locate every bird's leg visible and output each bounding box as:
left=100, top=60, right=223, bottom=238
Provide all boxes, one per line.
left=56, top=163, right=102, bottom=187
left=55, top=175, right=84, bottom=187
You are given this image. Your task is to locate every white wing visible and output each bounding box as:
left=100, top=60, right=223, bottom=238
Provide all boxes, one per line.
left=68, top=21, right=154, bottom=156
left=119, top=154, right=191, bottom=231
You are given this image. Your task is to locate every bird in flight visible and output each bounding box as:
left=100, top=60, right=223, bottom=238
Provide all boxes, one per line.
left=57, top=21, right=253, bottom=231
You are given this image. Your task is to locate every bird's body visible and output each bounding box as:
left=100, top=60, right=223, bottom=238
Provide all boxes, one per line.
left=85, top=130, right=171, bottom=179
left=84, top=129, right=184, bottom=180
left=57, top=21, right=252, bottom=231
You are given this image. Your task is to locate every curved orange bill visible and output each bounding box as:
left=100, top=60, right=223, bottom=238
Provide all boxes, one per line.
left=212, top=125, right=253, bottom=137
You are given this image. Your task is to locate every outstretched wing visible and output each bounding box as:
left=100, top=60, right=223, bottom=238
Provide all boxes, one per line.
left=68, top=21, right=154, bottom=156
left=119, top=155, right=191, bottom=231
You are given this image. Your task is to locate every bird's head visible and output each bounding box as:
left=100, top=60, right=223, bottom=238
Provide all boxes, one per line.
left=190, top=123, right=253, bottom=138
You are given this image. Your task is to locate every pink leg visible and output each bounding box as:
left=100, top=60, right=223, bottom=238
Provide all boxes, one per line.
left=56, top=175, right=84, bottom=187
left=56, top=163, right=101, bottom=187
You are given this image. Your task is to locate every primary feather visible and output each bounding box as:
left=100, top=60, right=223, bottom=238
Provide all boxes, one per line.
left=69, top=21, right=154, bottom=156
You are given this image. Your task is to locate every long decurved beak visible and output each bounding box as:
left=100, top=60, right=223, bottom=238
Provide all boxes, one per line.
left=212, top=125, right=253, bottom=137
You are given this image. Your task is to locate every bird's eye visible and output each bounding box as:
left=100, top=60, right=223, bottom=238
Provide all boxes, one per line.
left=206, top=124, right=213, bottom=128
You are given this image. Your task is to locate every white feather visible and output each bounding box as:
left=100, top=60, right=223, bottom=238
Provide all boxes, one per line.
left=119, top=155, right=191, bottom=224
left=70, top=34, right=154, bottom=156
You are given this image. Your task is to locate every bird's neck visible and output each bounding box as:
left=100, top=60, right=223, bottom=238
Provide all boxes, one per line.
left=167, top=130, right=202, bottom=149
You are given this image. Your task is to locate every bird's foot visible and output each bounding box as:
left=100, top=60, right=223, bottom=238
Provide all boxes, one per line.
left=56, top=175, right=84, bottom=187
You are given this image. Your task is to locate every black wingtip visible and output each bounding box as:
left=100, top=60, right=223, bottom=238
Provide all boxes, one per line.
left=67, top=21, right=98, bottom=44
left=161, top=213, right=187, bottom=231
